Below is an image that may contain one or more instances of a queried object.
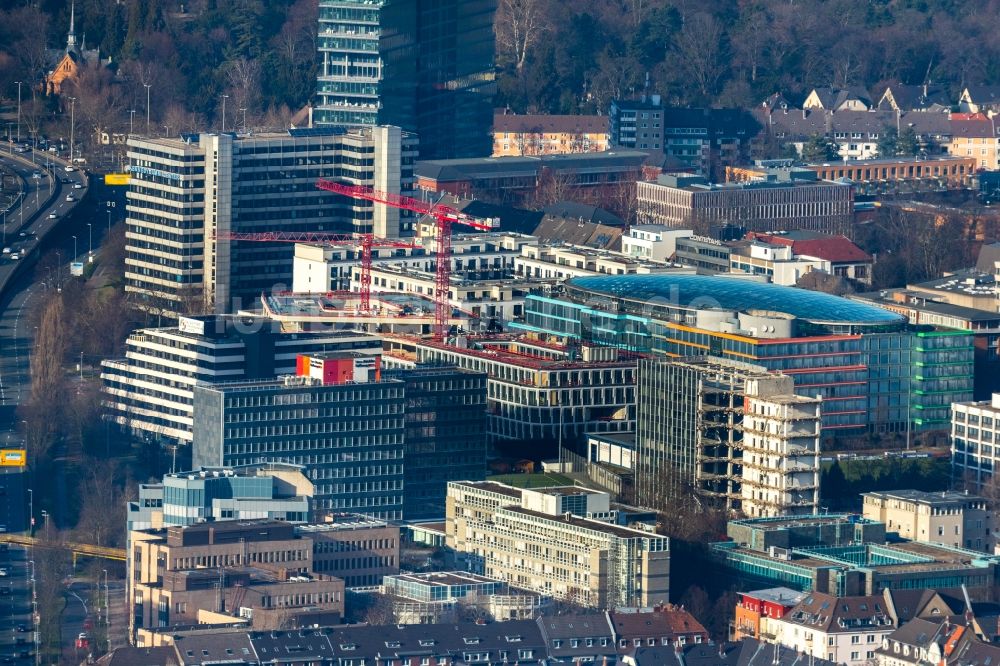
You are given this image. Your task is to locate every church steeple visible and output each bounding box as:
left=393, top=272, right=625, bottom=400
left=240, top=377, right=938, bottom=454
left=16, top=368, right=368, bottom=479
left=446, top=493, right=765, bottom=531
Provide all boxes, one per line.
left=66, top=0, right=78, bottom=56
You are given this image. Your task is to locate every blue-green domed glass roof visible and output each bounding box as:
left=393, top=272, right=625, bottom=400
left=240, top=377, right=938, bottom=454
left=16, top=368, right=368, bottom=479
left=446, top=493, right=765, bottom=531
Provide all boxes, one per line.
left=568, top=274, right=906, bottom=327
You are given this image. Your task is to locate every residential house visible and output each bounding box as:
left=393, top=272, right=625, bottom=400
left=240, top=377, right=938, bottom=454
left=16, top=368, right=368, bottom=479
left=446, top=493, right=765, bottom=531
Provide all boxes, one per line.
left=949, top=113, right=1000, bottom=170
left=536, top=613, right=618, bottom=664
left=625, top=638, right=839, bottom=666
left=493, top=113, right=610, bottom=156
left=742, top=230, right=874, bottom=285
left=959, top=86, right=1000, bottom=114
left=875, top=618, right=948, bottom=666
left=759, top=109, right=953, bottom=160
left=768, top=592, right=895, bottom=665
left=803, top=87, right=873, bottom=111
left=609, top=607, right=709, bottom=651
left=877, top=83, right=952, bottom=113
left=734, top=588, right=808, bottom=641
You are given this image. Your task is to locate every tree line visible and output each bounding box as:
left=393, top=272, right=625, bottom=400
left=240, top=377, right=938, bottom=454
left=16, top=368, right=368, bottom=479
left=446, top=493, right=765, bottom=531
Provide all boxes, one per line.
left=495, top=0, right=999, bottom=114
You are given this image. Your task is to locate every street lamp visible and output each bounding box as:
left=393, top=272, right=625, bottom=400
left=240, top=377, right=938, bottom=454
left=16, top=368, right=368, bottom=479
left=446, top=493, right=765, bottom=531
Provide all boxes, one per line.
left=14, top=81, right=22, bottom=144
left=129, top=109, right=136, bottom=136
left=240, top=107, right=247, bottom=133
left=87, top=223, right=92, bottom=259
left=72, top=235, right=77, bottom=259
left=68, top=96, right=77, bottom=164
left=26, top=487, right=32, bottom=536
left=221, top=94, right=229, bottom=133
left=144, top=84, right=152, bottom=134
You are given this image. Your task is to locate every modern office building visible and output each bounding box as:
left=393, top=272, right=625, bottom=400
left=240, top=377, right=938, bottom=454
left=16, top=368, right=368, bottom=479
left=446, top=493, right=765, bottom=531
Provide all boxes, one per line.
left=390, top=366, right=488, bottom=520
left=382, top=571, right=548, bottom=624
left=952, top=393, right=1000, bottom=491
left=635, top=171, right=853, bottom=237
left=126, top=463, right=313, bottom=533
left=384, top=335, right=638, bottom=446
left=101, top=315, right=382, bottom=445
left=516, top=274, right=974, bottom=437
left=862, top=489, right=993, bottom=552
left=636, top=357, right=821, bottom=516
left=711, top=514, right=1000, bottom=597
left=415, top=151, right=650, bottom=206
left=192, top=352, right=406, bottom=520
left=314, top=0, right=496, bottom=159
left=446, top=481, right=670, bottom=609
left=125, top=127, right=416, bottom=314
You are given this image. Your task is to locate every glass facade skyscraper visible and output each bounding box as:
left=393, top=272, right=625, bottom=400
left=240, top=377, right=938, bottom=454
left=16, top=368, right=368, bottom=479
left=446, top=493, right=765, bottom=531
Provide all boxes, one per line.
left=315, top=0, right=496, bottom=159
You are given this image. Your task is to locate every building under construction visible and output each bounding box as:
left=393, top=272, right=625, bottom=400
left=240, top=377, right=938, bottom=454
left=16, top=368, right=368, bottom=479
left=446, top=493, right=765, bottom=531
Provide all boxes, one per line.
left=636, top=356, right=821, bottom=517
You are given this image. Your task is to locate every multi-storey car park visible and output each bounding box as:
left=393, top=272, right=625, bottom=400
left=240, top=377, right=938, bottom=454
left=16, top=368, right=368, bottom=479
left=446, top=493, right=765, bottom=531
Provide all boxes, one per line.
left=515, top=274, right=974, bottom=439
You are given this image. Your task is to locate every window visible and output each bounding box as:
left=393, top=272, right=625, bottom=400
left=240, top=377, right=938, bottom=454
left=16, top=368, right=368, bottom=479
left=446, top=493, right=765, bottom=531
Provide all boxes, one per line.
left=851, top=652, right=860, bottom=661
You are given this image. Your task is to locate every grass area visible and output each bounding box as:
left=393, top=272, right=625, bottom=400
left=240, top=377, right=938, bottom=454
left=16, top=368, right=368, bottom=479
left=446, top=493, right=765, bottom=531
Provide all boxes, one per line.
left=487, top=472, right=575, bottom=489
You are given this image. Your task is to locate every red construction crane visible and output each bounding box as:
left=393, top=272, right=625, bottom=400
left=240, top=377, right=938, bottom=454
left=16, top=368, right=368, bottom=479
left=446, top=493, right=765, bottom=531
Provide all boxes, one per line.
left=213, top=230, right=419, bottom=313
left=315, top=180, right=498, bottom=339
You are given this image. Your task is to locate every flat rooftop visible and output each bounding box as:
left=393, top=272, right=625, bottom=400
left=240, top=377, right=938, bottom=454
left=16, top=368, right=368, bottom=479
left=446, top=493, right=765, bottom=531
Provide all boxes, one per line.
left=730, top=514, right=874, bottom=530
left=386, top=571, right=501, bottom=588
left=455, top=480, right=524, bottom=500
left=863, top=489, right=987, bottom=506
left=419, top=338, right=640, bottom=371
left=503, top=506, right=666, bottom=541
left=587, top=431, right=637, bottom=447
left=741, top=587, right=808, bottom=605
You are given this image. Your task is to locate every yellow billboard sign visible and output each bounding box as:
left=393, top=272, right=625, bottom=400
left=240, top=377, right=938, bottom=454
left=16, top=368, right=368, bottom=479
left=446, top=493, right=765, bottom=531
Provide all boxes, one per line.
left=0, top=449, right=26, bottom=467
left=104, top=173, right=131, bottom=186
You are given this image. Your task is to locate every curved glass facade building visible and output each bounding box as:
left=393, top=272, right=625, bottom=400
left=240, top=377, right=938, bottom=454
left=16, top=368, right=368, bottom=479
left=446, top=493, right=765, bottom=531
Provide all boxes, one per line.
left=514, top=274, right=973, bottom=436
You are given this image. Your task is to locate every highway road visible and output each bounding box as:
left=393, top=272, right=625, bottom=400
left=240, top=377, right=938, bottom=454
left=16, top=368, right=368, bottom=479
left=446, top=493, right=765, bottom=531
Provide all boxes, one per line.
left=0, top=148, right=89, bottom=448
left=0, top=545, right=37, bottom=664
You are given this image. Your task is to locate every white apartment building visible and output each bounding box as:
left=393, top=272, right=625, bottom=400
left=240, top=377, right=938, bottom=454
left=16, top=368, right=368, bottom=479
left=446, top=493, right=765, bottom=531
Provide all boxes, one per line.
left=729, top=241, right=830, bottom=286
left=100, top=315, right=382, bottom=445
left=446, top=481, right=669, bottom=609
left=359, top=265, right=530, bottom=324
left=741, top=378, right=822, bottom=518
left=513, top=244, right=687, bottom=282
left=291, top=232, right=537, bottom=293
left=621, top=225, right=693, bottom=262
left=126, top=127, right=416, bottom=315
left=769, top=592, right=895, bottom=666
left=952, top=393, right=1000, bottom=491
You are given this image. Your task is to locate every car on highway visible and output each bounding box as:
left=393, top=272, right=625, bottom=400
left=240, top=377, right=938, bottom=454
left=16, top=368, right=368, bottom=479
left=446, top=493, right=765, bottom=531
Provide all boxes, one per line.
left=2, top=248, right=9, bottom=255
left=9, top=254, right=19, bottom=261
left=0, top=567, right=7, bottom=576
left=48, top=212, right=58, bottom=219
left=73, top=183, right=83, bottom=189
left=63, top=165, right=74, bottom=172
left=65, top=194, right=75, bottom=202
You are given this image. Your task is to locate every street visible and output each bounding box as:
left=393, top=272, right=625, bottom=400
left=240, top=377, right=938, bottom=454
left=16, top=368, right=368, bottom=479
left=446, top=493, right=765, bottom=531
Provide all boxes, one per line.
left=0, top=545, right=37, bottom=664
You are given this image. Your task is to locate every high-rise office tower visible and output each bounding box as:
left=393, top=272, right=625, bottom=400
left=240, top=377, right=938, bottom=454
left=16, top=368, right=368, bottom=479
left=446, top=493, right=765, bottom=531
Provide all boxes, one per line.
left=315, top=0, right=497, bottom=159
left=125, top=127, right=415, bottom=315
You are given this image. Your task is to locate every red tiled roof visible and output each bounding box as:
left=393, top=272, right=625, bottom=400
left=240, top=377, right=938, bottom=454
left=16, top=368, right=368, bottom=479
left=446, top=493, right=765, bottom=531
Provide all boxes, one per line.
left=609, top=608, right=709, bottom=639
left=746, top=233, right=872, bottom=263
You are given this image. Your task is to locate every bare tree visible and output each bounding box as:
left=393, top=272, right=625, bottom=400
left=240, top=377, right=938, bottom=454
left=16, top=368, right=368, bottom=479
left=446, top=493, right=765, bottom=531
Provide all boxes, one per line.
left=671, top=12, right=728, bottom=99
left=495, top=0, right=550, bottom=73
